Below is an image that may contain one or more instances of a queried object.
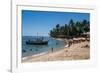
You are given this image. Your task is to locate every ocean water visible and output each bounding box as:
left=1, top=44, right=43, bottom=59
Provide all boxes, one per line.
left=22, top=36, right=66, bottom=57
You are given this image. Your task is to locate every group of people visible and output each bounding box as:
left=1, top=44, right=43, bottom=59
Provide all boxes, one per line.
left=68, top=37, right=89, bottom=47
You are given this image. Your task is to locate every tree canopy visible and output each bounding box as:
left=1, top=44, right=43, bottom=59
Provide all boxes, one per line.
left=49, top=19, right=90, bottom=38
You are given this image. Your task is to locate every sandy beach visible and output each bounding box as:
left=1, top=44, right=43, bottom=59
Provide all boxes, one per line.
left=22, top=40, right=90, bottom=63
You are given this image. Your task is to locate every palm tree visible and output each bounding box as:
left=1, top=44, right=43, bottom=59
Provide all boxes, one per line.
left=49, top=19, right=90, bottom=38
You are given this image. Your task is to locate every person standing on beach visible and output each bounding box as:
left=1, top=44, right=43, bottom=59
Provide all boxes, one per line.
left=68, top=41, right=71, bottom=47
left=51, top=47, right=53, bottom=52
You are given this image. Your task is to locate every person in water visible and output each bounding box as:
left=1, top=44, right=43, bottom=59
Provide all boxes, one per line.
left=56, top=42, right=58, bottom=45
left=30, top=49, right=32, bottom=51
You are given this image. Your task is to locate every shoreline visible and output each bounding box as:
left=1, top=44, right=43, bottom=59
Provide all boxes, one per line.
left=22, top=39, right=90, bottom=63
left=22, top=52, right=49, bottom=61
left=22, top=38, right=68, bottom=60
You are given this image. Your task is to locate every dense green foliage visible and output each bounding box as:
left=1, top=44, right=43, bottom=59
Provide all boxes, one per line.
left=50, top=19, right=90, bottom=38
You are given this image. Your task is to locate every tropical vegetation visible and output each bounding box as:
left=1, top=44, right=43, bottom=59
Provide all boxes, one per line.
left=49, top=19, right=90, bottom=39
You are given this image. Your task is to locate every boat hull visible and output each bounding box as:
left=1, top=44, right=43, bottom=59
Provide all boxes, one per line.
left=26, top=41, right=48, bottom=45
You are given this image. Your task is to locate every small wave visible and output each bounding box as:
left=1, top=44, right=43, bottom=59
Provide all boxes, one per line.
left=22, top=51, right=48, bottom=60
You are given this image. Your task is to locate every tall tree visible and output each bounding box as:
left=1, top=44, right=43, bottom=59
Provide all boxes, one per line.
left=49, top=19, right=90, bottom=38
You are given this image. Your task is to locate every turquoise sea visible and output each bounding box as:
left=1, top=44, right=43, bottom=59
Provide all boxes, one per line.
left=22, top=36, right=66, bottom=57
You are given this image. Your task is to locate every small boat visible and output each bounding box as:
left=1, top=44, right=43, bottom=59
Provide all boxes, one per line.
left=26, top=37, right=48, bottom=45
left=26, top=32, right=49, bottom=45
left=26, top=40, right=48, bottom=45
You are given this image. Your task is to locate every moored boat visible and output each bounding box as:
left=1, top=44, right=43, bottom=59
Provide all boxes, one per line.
left=26, top=37, right=48, bottom=45
left=26, top=40, right=48, bottom=45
